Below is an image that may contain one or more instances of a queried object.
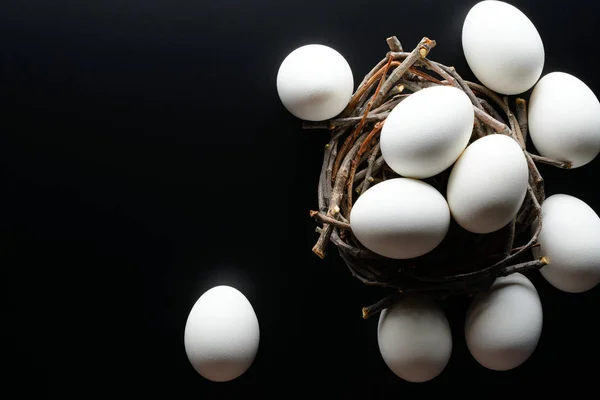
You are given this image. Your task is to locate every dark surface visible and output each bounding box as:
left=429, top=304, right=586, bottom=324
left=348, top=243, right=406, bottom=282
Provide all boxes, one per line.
left=1, top=0, right=600, bottom=394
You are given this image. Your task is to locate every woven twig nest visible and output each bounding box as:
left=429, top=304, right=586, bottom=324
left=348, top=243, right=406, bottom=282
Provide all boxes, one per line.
left=304, top=36, right=572, bottom=319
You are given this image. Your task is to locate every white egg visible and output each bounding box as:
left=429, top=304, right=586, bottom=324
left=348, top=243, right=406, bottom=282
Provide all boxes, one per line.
left=465, top=273, right=543, bottom=371
left=350, top=178, right=450, bottom=259
left=532, top=194, right=600, bottom=293
left=378, top=295, right=452, bottom=383
left=446, top=134, right=528, bottom=234
left=528, top=72, right=600, bottom=168
left=184, top=285, right=260, bottom=382
left=380, top=85, right=474, bottom=179
left=276, top=44, right=353, bottom=121
left=462, top=0, right=544, bottom=95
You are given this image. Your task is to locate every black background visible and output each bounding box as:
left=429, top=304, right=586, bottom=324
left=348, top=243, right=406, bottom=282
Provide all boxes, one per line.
left=2, top=0, right=600, bottom=395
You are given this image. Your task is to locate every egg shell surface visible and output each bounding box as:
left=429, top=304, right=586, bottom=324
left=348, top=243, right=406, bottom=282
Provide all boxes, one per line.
left=378, top=295, right=452, bottom=383
left=446, top=134, right=528, bottom=234
left=380, top=85, right=474, bottom=179
left=528, top=72, right=600, bottom=168
left=349, top=178, right=450, bottom=259
left=465, top=273, right=543, bottom=371
left=532, top=194, right=600, bottom=293
left=184, top=285, right=260, bottom=382
left=276, top=44, right=353, bottom=121
left=462, top=0, right=544, bottom=95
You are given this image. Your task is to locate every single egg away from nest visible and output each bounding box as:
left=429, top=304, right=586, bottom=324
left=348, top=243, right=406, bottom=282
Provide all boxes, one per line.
left=379, top=85, right=474, bottom=179
left=378, top=295, right=453, bottom=383
left=528, top=72, right=600, bottom=168
left=276, top=44, right=354, bottom=121
left=349, top=178, right=451, bottom=259
left=184, top=285, right=260, bottom=382
left=532, top=194, right=600, bottom=293
left=462, top=0, right=544, bottom=95
left=465, top=273, right=543, bottom=371
left=446, top=134, right=529, bottom=234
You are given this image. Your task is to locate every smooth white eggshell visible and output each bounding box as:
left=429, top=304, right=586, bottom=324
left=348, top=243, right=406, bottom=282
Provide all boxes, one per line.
left=532, top=194, right=600, bottom=293
left=184, top=285, right=260, bottom=382
left=446, top=134, right=528, bottom=234
left=380, top=85, right=474, bottom=179
left=378, top=295, right=452, bottom=383
left=465, top=273, right=543, bottom=371
left=462, top=0, right=544, bottom=95
left=276, top=44, right=353, bottom=121
left=350, top=178, right=450, bottom=259
left=528, top=72, right=600, bottom=168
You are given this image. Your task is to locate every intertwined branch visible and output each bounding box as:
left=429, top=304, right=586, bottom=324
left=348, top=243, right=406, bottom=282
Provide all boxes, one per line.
left=304, top=36, right=572, bottom=319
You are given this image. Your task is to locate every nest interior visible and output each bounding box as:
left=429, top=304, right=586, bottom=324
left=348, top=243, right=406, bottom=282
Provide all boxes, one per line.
left=305, top=36, right=572, bottom=318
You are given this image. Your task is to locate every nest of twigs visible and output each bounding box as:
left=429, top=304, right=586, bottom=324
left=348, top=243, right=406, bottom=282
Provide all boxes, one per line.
left=305, top=36, right=572, bottom=319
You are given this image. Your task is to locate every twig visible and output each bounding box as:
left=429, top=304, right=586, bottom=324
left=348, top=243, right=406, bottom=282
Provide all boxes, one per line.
left=511, top=242, right=540, bottom=254
left=309, top=210, right=351, bottom=230
left=353, top=58, right=387, bottom=95
left=340, top=60, right=401, bottom=120
left=373, top=37, right=437, bottom=108
left=362, top=291, right=403, bottom=319
left=504, top=96, right=525, bottom=149
left=419, top=59, right=457, bottom=88
left=346, top=122, right=384, bottom=213
left=525, top=152, right=545, bottom=203
left=312, top=132, right=370, bottom=258
left=515, top=98, right=529, bottom=144
left=370, top=94, right=408, bottom=113
left=502, top=219, right=516, bottom=258
left=354, top=155, right=385, bottom=182
left=529, top=153, right=572, bottom=169
left=302, top=112, right=390, bottom=130
left=386, top=36, right=403, bottom=52
left=437, top=63, right=491, bottom=136
left=465, top=81, right=507, bottom=116
left=358, top=144, right=380, bottom=194
left=398, top=78, right=425, bottom=93
left=331, top=229, right=381, bottom=259
left=332, top=56, right=393, bottom=180
left=473, top=107, right=511, bottom=135
left=480, top=99, right=506, bottom=125
left=498, top=257, right=549, bottom=277
left=343, top=37, right=403, bottom=117
left=407, top=67, right=445, bottom=85
left=318, top=129, right=348, bottom=212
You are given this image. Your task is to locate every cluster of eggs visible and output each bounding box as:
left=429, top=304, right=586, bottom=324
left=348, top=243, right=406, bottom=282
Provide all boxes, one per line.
left=182, top=1, right=600, bottom=384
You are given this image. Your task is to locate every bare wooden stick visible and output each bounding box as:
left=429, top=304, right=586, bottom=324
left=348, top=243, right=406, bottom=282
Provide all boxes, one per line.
left=529, top=153, right=572, bottom=169
left=473, top=107, right=511, bottom=135
left=332, top=56, right=393, bottom=180
left=346, top=121, right=384, bottom=213
left=358, top=144, right=380, bottom=195
left=362, top=291, right=403, bottom=319
left=480, top=99, right=506, bottom=125
left=504, top=96, right=526, bottom=149
left=309, top=210, right=351, bottom=230
left=386, top=36, right=403, bottom=52
left=525, top=151, right=545, bottom=203
left=515, top=98, right=529, bottom=144
left=354, top=155, right=385, bottom=182
left=302, top=112, right=390, bottom=130
left=344, top=60, right=402, bottom=119
left=312, top=132, right=369, bottom=258
left=373, top=37, right=437, bottom=108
